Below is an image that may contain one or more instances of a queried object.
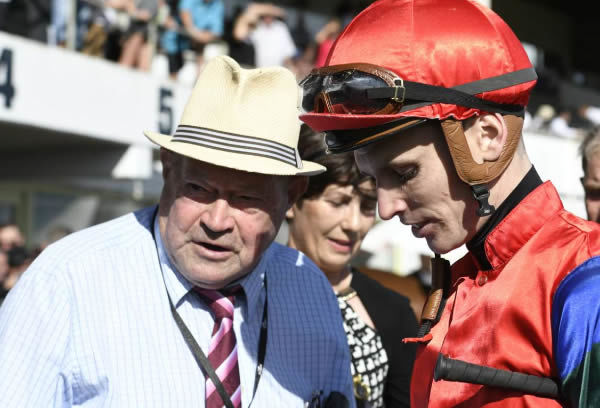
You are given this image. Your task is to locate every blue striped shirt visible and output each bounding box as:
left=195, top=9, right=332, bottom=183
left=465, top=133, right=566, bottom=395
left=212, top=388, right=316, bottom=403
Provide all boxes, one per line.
left=0, top=206, right=354, bottom=407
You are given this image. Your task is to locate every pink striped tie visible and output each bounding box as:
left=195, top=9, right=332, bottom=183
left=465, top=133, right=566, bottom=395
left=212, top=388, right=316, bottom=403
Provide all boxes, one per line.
left=195, top=287, right=242, bottom=408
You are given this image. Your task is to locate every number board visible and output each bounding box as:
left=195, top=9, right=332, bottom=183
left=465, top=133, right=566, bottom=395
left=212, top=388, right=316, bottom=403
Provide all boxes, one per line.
left=0, top=48, right=15, bottom=108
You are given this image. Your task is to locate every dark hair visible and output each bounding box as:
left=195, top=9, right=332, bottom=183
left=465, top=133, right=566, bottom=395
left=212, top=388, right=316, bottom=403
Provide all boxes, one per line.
left=297, top=124, right=375, bottom=203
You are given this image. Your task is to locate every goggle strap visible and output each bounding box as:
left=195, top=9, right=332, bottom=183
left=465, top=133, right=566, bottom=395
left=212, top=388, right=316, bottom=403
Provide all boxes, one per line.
left=367, top=80, right=524, bottom=116
left=366, top=67, right=537, bottom=115
left=453, top=67, right=538, bottom=95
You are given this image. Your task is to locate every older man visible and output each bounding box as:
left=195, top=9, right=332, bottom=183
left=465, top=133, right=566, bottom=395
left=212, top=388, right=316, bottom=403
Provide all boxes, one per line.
left=580, top=129, right=600, bottom=223
left=300, top=1, right=600, bottom=407
left=0, top=56, right=353, bottom=407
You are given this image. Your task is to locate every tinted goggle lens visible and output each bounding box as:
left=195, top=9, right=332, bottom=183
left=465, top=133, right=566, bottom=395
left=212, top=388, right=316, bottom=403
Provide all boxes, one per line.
left=300, top=70, right=394, bottom=114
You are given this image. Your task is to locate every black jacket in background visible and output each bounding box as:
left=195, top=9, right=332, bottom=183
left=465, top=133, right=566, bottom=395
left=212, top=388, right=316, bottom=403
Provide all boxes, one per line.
left=351, top=270, right=418, bottom=408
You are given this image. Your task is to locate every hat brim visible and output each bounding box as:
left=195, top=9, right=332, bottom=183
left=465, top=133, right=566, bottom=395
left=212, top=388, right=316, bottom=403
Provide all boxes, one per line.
left=144, top=130, right=326, bottom=176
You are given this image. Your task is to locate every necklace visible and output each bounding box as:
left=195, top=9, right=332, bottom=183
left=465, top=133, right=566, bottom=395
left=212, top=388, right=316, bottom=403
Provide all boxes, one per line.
left=336, top=287, right=357, bottom=302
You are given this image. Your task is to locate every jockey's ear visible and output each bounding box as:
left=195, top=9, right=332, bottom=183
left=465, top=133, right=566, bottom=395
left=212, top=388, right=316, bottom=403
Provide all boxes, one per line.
left=463, top=113, right=507, bottom=164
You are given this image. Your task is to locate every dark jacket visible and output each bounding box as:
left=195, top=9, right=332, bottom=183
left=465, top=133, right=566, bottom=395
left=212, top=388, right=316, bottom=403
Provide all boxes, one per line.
left=351, top=270, right=418, bottom=408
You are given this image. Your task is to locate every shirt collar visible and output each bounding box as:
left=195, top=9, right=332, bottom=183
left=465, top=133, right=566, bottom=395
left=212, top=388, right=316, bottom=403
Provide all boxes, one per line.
left=467, top=166, right=542, bottom=270
left=483, top=181, right=563, bottom=271
left=465, top=175, right=563, bottom=272
left=153, top=215, right=267, bottom=315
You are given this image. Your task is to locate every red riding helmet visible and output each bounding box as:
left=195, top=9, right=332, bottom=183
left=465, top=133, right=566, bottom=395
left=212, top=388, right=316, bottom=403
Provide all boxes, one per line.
left=299, top=0, right=537, bottom=215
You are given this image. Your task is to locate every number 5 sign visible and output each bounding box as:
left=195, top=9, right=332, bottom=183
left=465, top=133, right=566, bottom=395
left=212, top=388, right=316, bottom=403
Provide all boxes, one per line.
left=0, top=48, right=15, bottom=108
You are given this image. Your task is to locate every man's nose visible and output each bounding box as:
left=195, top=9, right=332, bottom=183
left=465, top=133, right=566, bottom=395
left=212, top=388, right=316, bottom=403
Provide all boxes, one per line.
left=201, top=199, right=235, bottom=232
left=377, top=188, right=407, bottom=220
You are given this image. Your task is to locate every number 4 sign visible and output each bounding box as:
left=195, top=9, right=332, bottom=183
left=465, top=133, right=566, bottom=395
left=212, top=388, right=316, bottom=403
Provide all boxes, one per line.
left=0, top=48, right=15, bottom=108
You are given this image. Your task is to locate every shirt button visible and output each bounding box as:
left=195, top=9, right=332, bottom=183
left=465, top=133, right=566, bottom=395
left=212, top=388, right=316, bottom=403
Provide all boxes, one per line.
left=478, top=274, right=488, bottom=286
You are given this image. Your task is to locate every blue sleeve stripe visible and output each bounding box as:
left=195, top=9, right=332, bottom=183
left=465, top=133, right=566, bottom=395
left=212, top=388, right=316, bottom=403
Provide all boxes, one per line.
left=551, top=255, right=600, bottom=380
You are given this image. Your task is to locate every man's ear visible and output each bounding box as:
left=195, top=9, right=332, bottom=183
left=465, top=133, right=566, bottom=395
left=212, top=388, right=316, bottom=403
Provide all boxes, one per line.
left=159, top=148, right=173, bottom=180
left=158, top=148, right=179, bottom=216
left=463, top=113, right=507, bottom=164
left=286, top=176, right=308, bottom=209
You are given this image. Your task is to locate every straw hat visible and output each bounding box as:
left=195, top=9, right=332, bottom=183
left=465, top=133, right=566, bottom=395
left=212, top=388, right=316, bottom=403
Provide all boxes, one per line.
left=145, top=56, right=325, bottom=176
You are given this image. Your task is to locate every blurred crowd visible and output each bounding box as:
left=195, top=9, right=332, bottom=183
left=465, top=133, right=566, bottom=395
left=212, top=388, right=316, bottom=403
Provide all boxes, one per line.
left=0, top=223, right=72, bottom=304
left=524, top=102, right=600, bottom=140
left=5, top=0, right=600, bottom=115
left=0, top=0, right=349, bottom=81
left=0, top=223, right=29, bottom=304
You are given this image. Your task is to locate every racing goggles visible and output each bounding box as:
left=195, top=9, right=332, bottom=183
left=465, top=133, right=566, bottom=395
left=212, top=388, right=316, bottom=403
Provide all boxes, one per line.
left=300, top=63, right=405, bottom=115
left=300, top=63, right=537, bottom=116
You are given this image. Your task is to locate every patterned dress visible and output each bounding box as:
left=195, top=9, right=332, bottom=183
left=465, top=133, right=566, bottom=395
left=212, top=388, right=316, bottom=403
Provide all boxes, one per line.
left=338, top=291, right=390, bottom=408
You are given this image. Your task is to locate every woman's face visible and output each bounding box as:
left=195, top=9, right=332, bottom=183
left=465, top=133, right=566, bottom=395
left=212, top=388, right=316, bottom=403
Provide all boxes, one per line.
left=287, top=180, right=377, bottom=275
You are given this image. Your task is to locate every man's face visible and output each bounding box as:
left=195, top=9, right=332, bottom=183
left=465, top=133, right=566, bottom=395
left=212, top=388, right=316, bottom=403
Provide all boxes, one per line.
left=355, top=121, right=479, bottom=254
left=582, top=150, right=600, bottom=223
left=159, top=153, right=301, bottom=289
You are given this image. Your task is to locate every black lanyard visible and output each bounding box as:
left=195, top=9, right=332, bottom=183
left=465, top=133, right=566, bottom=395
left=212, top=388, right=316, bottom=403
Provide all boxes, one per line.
left=150, top=209, right=268, bottom=407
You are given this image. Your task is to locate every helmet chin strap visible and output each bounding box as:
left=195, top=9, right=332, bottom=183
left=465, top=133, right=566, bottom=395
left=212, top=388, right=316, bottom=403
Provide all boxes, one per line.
left=440, top=115, right=524, bottom=218
left=471, top=184, right=495, bottom=217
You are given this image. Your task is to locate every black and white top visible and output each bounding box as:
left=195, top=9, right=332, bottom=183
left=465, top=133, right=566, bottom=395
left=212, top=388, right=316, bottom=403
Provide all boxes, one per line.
left=338, top=293, right=390, bottom=408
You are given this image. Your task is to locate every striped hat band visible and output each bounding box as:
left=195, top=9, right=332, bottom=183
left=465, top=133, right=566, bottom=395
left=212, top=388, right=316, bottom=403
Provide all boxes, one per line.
left=173, top=125, right=301, bottom=169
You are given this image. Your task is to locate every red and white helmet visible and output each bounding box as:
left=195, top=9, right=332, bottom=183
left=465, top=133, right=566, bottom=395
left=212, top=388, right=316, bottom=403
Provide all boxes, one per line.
left=300, top=0, right=537, bottom=209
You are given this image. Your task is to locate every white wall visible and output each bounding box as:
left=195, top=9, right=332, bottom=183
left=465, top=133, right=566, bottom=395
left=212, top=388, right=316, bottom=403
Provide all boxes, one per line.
left=0, top=32, right=199, bottom=179
left=0, top=32, right=193, bottom=147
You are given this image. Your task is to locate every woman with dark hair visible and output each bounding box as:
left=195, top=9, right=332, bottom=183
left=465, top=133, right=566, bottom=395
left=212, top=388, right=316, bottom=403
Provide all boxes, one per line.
left=286, top=125, right=418, bottom=408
